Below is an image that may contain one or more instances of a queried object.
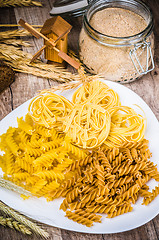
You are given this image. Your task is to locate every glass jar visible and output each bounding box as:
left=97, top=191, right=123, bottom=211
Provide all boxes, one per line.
left=79, top=0, right=154, bottom=83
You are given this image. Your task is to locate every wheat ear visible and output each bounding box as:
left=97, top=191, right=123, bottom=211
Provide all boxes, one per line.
left=0, top=29, right=31, bottom=40
left=0, top=216, right=32, bottom=235
left=0, top=43, right=80, bottom=82
left=0, top=177, right=32, bottom=197
left=0, top=24, right=42, bottom=28
left=0, top=201, right=49, bottom=238
left=0, top=0, right=42, bottom=7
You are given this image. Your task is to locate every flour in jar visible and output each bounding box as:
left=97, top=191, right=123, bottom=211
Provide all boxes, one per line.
left=79, top=8, right=153, bottom=82
left=90, top=8, right=147, bottom=37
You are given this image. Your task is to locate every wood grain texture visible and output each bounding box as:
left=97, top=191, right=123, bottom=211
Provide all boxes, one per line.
left=0, top=6, right=17, bottom=120
left=11, top=1, right=52, bottom=109
left=0, top=0, right=159, bottom=239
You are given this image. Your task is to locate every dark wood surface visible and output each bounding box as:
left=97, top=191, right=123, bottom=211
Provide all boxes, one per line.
left=0, top=0, right=159, bottom=239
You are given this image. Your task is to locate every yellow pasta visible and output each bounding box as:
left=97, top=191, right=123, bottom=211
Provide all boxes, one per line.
left=63, top=136, right=87, bottom=159
left=17, top=117, right=33, bottom=135
left=104, top=106, right=146, bottom=148
left=28, top=80, right=145, bottom=149
left=72, top=80, right=121, bottom=110
left=63, top=103, right=111, bottom=149
left=28, top=92, right=73, bottom=129
left=0, top=113, right=87, bottom=198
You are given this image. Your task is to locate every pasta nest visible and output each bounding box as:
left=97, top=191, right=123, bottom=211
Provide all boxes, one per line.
left=63, top=103, right=111, bottom=149
left=104, top=106, right=146, bottom=148
left=28, top=92, right=73, bottom=129
left=72, top=80, right=121, bottom=110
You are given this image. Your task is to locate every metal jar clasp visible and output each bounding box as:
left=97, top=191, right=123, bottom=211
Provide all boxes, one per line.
left=129, top=41, right=154, bottom=75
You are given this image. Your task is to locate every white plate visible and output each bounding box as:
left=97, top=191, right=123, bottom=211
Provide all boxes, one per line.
left=0, top=80, right=159, bottom=234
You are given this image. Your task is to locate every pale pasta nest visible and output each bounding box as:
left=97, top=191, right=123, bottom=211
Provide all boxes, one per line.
left=29, top=92, right=73, bottom=129
left=63, top=103, right=111, bottom=149
left=29, top=80, right=146, bottom=149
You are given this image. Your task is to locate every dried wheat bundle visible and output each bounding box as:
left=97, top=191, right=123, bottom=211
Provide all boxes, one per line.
left=0, top=29, right=100, bottom=86
left=0, top=0, right=42, bottom=7
left=0, top=29, right=30, bottom=40
left=0, top=201, right=49, bottom=238
left=0, top=39, right=30, bottom=47
left=0, top=43, right=81, bottom=82
left=0, top=43, right=30, bottom=61
left=0, top=216, right=32, bottom=235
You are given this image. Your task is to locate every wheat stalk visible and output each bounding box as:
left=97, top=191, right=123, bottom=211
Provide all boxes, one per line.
left=0, top=24, right=42, bottom=27
left=0, top=201, right=49, bottom=238
left=0, top=29, right=100, bottom=86
left=0, top=29, right=31, bottom=40
left=40, top=70, right=100, bottom=93
left=0, top=42, right=100, bottom=85
left=0, top=216, right=32, bottom=235
left=40, top=81, right=82, bottom=93
left=0, top=0, right=42, bottom=7
left=0, top=30, right=81, bottom=83
left=0, top=39, right=30, bottom=47
left=0, top=177, right=32, bottom=197
left=0, top=43, right=81, bottom=82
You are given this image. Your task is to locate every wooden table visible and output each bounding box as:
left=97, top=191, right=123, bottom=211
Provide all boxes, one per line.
left=0, top=0, right=159, bottom=239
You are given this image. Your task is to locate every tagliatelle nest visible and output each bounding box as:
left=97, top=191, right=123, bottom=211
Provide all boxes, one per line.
left=28, top=92, right=73, bottom=129
left=72, top=79, right=121, bottom=109
left=63, top=103, right=111, bottom=149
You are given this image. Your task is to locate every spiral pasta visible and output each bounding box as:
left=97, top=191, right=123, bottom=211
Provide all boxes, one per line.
left=65, top=211, right=94, bottom=227
left=142, top=185, right=159, bottom=205
left=0, top=113, right=87, bottom=198
left=46, top=138, right=159, bottom=227
left=107, top=204, right=133, bottom=218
